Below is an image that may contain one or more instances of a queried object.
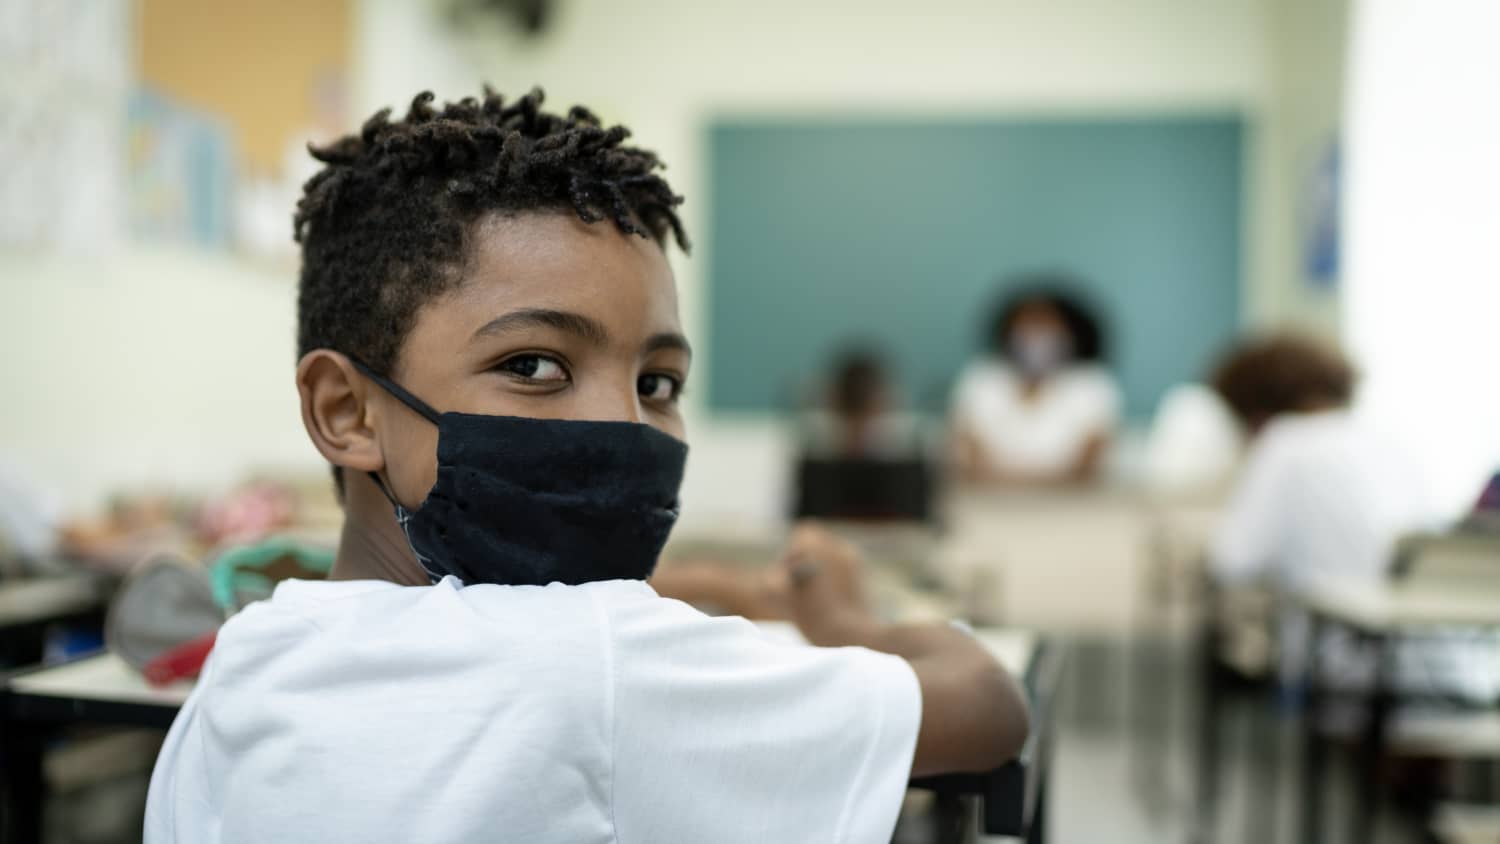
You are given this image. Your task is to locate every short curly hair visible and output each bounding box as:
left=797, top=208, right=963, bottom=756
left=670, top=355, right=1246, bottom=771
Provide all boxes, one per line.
left=293, top=86, right=689, bottom=377
left=1210, top=334, right=1356, bottom=429
left=986, top=276, right=1107, bottom=363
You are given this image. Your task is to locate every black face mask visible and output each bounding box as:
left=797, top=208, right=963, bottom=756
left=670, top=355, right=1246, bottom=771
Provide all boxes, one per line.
left=350, top=360, right=688, bottom=587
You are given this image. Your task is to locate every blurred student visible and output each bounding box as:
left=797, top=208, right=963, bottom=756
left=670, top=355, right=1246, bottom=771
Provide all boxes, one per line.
left=950, top=281, right=1122, bottom=484
left=1141, top=382, right=1242, bottom=497
left=1207, top=334, right=1432, bottom=589
left=0, top=456, right=64, bottom=567
left=793, top=347, right=934, bottom=522
left=146, top=88, right=1027, bottom=844
left=1204, top=335, right=1500, bottom=700
left=800, top=346, right=922, bottom=459
left=0, top=456, right=178, bottom=572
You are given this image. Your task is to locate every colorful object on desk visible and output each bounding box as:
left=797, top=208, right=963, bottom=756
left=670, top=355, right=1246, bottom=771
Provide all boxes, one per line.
left=108, top=537, right=331, bottom=684
left=107, top=553, right=222, bottom=674
left=195, top=482, right=298, bottom=547
left=210, top=537, right=334, bottom=612
left=143, top=631, right=217, bottom=686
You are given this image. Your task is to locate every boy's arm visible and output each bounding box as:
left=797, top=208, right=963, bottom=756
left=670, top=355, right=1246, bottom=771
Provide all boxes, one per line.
left=649, top=562, right=787, bottom=620
left=776, top=524, right=1030, bottom=777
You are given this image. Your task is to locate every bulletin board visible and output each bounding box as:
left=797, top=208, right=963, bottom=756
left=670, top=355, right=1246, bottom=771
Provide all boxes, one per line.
left=138, top=0, right=351, bottom=176
left=706, top=116, right=1244, bottom=419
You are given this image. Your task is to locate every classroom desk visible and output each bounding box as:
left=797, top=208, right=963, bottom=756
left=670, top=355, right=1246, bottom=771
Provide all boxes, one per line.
left=1, top=654, right=190, bottom=843
left=0, top=573, right=112, bottom=667
left=1295, top=575, right=1500, bottom=844
left=914, top=629, right=1064, bottom=844
left=758, top=622, right=1057, bottom=841
left=0, top=628, right=1058, bottom=844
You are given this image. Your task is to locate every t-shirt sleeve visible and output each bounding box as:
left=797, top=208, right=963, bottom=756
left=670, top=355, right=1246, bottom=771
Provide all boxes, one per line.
left=605, top=596, right=921, bottom=844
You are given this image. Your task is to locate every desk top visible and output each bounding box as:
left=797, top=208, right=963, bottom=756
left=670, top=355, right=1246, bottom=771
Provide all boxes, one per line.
left=0, top=574, right=104, bottom=629
left=1295, top=576, right=1500, bottom=631
left=9, top=626, right=1036, bottom=713
left=10, top=653, right=193, bottom=707
left=753, top=621, right=1035, bottom=675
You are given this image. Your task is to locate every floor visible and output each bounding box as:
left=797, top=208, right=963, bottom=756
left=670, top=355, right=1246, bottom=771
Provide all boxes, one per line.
left=1034, top=634, right=1428, bottom=844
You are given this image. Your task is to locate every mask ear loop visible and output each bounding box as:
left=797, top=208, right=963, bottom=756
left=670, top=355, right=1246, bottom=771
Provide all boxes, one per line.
left=364, top=470, right=446, bottom=584
left=346, top=356, right=447, bottom=584
left=347, top=357, right=443, bottom=425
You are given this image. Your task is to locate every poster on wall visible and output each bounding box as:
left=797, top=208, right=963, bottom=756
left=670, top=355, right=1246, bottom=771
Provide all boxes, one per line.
left=1302, top=137, right=1341, bottom=291
left=127, top=90, right=236, bottom=248
left=0, top=0, right=130, bottom=252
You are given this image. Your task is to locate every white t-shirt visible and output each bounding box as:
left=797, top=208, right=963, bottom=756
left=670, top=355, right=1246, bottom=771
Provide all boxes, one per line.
left=1207, top=412, right=1500, bottom=699
left=145, top=577, right=921, bottom=844
left=1210, top=410, right=1434, bottom=589
left=951, top=360, right=1122, bottom=475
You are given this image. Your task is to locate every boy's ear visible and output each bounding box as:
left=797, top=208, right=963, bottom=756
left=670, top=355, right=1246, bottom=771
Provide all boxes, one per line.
left=297, top=350, right=385, bottom=475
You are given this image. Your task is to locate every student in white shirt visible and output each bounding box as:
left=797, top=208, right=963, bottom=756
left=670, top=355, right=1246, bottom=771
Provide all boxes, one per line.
left=1206, top=335, right=1500, bottom=701
left=0, top=457, right=63, bottom=563
left=1207, top=334, right=1430, bottom=589
left=950, top=282, right=1122, bottom=485
left=144, top=88, right=1029, bottom=844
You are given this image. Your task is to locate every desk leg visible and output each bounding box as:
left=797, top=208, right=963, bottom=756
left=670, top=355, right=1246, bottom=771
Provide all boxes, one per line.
left=1352, top=632, right=1391, bottom=844
left=0, top=714, right=45, bottom=844
left=1194, top=618, right=1222, bottom=844
left=932, top=792, right=971, bottom=844
left=1246, top=684, right=1281, bottom=844
left=1027, top=761, right=1049, bottom=844
left=1300, top=613, right=1327, bottom=844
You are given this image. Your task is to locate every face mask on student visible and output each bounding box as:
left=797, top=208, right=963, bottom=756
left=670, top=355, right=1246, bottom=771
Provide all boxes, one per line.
left=1009, top=329, right=1073, bottom=377
left=350, top=359, right=688, bottom=588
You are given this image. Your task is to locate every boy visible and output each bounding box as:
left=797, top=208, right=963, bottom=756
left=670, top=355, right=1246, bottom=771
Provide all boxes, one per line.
left=145, top=88, right=1027, bottom=843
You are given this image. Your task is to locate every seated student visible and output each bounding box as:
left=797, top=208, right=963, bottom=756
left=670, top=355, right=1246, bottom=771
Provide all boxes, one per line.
left=1207, top=334, right=1432, bottom=589
left=1205, top=334, right=1500, bottom=701
left=0, top=455, right=179, bottom=572
left=145, top=89, right=1028, bottom=844
left=949, top=281, right=1122, bottom=485
left=799, top=345, right=923, bottom=460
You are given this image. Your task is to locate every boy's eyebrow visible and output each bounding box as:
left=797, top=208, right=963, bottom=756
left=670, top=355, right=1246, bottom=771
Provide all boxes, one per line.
left=471, top=308, right=610, bottom=346
left=645, top=332, right=692, bottom=358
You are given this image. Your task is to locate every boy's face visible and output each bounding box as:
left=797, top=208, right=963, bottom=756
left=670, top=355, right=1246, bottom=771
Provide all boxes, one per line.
left=374, top=212, right=689, bottom=509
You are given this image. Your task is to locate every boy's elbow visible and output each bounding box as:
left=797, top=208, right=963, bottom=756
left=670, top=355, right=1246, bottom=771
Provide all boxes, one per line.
left=975, top=661, right=1030, bottom=766
left=911, top=645, right=1033, bottom=776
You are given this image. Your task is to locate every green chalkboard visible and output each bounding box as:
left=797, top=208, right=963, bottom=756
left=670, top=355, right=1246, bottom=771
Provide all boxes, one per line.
left=706, top=116, right=1243, bottom=419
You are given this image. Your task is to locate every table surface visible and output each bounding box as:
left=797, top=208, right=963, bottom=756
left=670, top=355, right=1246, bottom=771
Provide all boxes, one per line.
left=0, top=573, right=104, bottom=629
left=9, top=625, right=1036, bottom=711
left=752, top=620, right=1035, bottom=673
left=1295, top=574, right=1500, bottom=631
left=9, top=652, right=193, bottom=706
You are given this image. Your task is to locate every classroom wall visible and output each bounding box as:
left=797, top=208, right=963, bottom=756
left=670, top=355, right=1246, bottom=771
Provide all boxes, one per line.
left=1344, top=0, right=1500, bottom=512
left=0, top=248, right=314, bottom=513
left=1248, top=0, right=1348, bottom=336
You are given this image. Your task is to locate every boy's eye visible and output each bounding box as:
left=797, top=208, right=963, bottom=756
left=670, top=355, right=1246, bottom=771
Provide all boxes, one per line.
left=499, top=355, right=568, bottom=382
left=638, top=373, right=682, bottom=403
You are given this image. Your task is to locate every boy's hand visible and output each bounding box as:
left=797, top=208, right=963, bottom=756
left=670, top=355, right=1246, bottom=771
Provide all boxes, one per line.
left=773, top=522, right=1030, bottom=775
left=772, top=522, right=878, bottom=647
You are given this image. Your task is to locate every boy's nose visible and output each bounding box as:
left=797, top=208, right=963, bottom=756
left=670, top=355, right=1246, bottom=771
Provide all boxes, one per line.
left=581, top=382, right=643, bottom=425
